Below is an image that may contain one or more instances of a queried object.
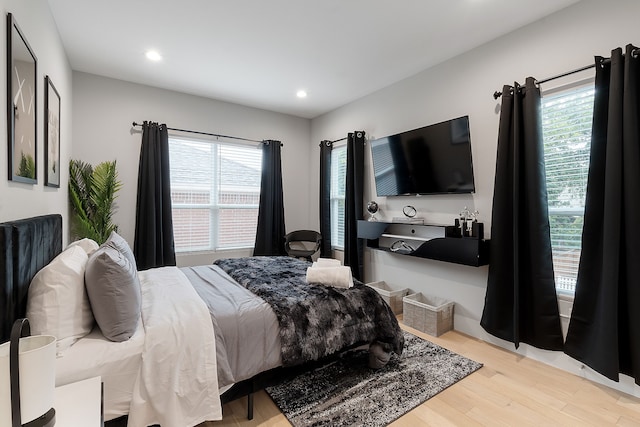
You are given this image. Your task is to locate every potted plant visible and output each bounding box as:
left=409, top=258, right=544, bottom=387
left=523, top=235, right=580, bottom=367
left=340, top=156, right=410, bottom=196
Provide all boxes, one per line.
left=68, top=159, right=122, bottom=244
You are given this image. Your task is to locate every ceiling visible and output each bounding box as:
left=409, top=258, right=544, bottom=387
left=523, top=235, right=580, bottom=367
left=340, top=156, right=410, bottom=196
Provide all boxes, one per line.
left=47, top=0, right=581, bottom=119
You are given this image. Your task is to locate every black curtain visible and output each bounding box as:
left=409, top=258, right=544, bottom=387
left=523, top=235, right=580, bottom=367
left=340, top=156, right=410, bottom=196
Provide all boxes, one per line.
left=344, top=131, right=365, bottom=281
left=319, top=140, right=333, bottom=257
left=253, top=140, right=286, bottom=256
left=565, top=45, right=640, bottom=384
left=133, top=121, right=176, bottom=270
left=481, top=77, right=564, bottom=351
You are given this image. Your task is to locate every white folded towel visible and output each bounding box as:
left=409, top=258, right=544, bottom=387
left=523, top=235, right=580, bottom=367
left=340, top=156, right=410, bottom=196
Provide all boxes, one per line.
left=313, top=258, right=342, bottom=267
left=306, top=265, right=353, bottom=288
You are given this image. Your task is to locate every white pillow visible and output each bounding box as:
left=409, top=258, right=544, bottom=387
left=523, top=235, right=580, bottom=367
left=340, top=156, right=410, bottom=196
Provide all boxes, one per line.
left=27, top=245, right=95, bottom=356
left=66, top=238, right=100, bottom=256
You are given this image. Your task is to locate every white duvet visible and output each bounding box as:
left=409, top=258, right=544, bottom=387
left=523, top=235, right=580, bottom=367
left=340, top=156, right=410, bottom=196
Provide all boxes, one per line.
left=128, top=267, right=222, bottom=427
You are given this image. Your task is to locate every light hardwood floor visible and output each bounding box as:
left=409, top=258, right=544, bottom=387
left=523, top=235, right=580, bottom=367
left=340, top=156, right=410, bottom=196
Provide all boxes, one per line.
left=209, top=321, right=640, bottom=426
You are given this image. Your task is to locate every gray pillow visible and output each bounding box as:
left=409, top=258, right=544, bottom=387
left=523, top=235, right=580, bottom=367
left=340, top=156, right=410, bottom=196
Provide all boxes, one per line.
left=85, top=243, right=141, bottom=342
left=105, top=231, right=138, bottom=271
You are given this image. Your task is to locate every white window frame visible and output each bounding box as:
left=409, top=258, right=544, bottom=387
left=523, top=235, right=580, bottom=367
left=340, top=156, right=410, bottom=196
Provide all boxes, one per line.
left=169, top=135, right=262, bottom=253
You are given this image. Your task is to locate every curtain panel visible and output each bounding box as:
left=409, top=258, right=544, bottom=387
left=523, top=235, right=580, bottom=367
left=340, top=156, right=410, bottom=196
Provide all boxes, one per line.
left=481, top=78, right=564, bottom=351
left=253, top=140, right=286, bottom=256
left=344, top=131, right=365, bottom=281
left=565, top=45, right=640, bottom=385
left=319, top=140, right=333, bottom=257
left=133, top=121, right=176, bottom=270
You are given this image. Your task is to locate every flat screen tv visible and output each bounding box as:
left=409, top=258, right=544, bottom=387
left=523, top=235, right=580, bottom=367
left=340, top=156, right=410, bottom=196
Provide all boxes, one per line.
left=370, top=115, right=475, bottom=196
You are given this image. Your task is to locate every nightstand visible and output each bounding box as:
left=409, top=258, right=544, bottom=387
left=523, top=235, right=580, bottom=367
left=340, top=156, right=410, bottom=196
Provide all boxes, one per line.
left=54, top=376, right=103, bottom=426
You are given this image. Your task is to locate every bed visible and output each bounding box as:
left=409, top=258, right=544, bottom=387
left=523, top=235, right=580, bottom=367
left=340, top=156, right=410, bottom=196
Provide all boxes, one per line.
left=0, top=214, right=404, bottom=426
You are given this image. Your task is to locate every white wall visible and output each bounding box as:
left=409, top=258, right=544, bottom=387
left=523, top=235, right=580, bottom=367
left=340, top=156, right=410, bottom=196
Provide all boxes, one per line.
left=0, top=1, right=72, bottom=243
left=72, top=72, right=312, bottom=265
left=310, top=0, right=640, bottom=396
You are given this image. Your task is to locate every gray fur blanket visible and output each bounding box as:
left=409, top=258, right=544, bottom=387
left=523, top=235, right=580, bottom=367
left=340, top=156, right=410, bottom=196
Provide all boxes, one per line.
left=213, top=256, right=404, bottom=366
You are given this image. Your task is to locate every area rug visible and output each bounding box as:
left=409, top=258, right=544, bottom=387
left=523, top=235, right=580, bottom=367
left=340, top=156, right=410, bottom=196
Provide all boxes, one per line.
left=265, top=331, right=482, bottom=427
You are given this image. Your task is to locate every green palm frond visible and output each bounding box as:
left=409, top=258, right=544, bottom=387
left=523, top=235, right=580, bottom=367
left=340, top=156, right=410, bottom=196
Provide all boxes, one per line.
left=91, top=161, right=123, bottom=242
left=69, top=159, right=122, bottom=244
left=69, top=159, right=93, bottom=219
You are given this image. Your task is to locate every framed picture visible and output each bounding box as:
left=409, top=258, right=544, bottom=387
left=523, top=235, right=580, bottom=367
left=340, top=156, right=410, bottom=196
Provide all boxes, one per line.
left=45, top=76, right=60, bottom=187
left=7, top=13, right=37, bottom=184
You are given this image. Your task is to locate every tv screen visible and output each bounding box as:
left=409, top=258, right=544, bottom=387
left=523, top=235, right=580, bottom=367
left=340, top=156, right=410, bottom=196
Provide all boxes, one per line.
left=370, top=116, right=475, bottom=196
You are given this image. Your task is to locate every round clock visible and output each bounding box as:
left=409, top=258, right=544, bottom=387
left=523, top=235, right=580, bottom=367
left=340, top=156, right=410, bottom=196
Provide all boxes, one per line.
left=403, top=205, right=417, bottom=218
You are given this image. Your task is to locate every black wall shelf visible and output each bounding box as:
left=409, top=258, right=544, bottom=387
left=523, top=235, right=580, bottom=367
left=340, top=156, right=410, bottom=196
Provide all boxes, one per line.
left=357, top=220, right=490, bottom=267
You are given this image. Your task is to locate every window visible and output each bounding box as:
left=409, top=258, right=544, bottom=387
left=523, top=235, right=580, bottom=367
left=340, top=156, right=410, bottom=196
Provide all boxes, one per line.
left=330, top=144, right=347, bottom=249
left=542, top=83, right=594, bottom=294
left=169, top=136, right=262, bottom=252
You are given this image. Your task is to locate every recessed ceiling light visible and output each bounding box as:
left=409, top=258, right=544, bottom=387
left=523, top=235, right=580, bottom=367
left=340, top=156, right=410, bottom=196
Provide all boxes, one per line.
left=296, top=90, right=307, bottom=98
left=145, top=50, right=162, bottom=61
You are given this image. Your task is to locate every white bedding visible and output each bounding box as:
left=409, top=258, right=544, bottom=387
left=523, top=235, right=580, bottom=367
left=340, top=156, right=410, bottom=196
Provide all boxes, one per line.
left=55, top=322, right=145, bottom=421
left=129, top=266, right=221, bottom=427
left=55, top=267, right=222, bottom=426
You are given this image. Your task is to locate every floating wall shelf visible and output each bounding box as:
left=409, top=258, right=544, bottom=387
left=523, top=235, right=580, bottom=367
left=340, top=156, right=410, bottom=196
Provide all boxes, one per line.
left=357, top=220, right=490, bottom=267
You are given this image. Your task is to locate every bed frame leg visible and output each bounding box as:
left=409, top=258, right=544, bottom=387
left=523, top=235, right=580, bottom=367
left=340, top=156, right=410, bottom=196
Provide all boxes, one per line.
left=247, top=393, right=254, bottom=420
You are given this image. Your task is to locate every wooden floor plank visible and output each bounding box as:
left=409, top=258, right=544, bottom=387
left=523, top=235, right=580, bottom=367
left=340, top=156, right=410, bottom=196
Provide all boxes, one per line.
left=460, top=371, right=580, bottom=425
left=408, top=396, right=484, bottom=427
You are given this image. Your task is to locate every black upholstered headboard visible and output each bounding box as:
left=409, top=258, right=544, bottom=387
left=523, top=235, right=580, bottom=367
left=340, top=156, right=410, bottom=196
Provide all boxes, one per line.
left=0, top=214, right=62, bottom=343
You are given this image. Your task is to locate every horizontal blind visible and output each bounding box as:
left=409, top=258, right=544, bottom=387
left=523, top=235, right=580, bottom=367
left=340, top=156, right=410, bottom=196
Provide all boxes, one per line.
left=217, top=144, right=262, bottom=249
left=330, top=145, right=347, bottom=249
left=169, top=137, right=262, bottom=252
left=370, top=138, right=397, bottom=196
left=541, top=84, right=594, bottom=294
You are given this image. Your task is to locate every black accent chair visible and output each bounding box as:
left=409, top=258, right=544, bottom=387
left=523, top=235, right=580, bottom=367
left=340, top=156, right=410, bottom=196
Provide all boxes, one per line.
left=284, top=230, right=322, bottom=261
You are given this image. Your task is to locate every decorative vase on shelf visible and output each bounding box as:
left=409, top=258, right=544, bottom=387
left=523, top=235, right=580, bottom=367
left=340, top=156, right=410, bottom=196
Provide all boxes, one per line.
left=367, top=201, right=379, bottom=222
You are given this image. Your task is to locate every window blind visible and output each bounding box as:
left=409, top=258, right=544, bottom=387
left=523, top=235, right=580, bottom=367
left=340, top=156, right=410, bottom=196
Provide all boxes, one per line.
left=541, top=84, right=594, bottom=294
left=169, top=137, right=262, bottom=252
left=330, top=145, right=347, bottom=249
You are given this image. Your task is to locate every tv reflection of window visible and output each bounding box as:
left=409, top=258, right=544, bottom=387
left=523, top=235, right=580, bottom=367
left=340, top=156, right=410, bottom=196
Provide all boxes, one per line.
left=371, top=137, right=398, bottom=195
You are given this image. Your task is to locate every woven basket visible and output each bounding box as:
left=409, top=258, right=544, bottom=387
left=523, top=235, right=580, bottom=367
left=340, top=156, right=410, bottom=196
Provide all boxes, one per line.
left=402, top=293, right=454, bottom=336
left=366, top=281, right=409, bottom=315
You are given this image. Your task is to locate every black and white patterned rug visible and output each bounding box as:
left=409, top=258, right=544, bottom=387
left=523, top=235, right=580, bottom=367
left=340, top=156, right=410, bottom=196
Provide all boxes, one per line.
left=265, top=331, right=482, bottom=427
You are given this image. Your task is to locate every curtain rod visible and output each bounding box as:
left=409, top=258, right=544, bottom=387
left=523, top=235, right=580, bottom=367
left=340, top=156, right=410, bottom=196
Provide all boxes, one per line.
left=132, top=121, right=264, bottom=144
left=318, top=136, right=348, bottom=148
left=492, top=47, right=640, bottom=100
left=492, top=63, right=596, bottom=100
left=318, top=137, right=347, bottom=147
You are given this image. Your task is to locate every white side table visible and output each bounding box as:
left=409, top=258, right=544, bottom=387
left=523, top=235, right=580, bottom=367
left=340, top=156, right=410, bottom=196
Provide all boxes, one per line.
left=54, top=376, right=103, bottom=426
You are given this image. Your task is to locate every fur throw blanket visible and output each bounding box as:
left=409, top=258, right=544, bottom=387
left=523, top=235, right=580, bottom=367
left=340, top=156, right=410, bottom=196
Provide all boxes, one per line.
left=213, top=256, right=404, bottom=366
